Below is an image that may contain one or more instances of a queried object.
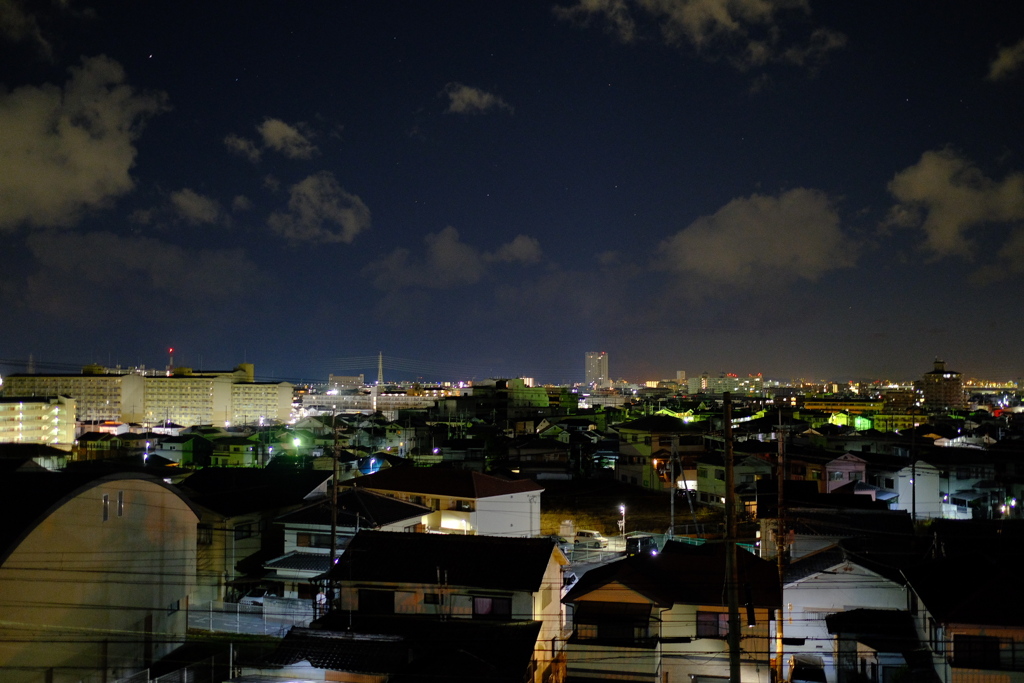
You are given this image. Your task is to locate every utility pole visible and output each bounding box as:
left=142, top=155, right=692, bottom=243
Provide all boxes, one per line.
left=776, top=408, right=787, bottom=683
left=724, top=393, right=741, bottom=683
left=328, top=405, right=340, bottom=612
left=669, top=435, right=677, bottom=539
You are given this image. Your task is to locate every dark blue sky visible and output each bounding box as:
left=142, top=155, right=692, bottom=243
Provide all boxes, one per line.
left=2, top=1, right=1023, bottom=385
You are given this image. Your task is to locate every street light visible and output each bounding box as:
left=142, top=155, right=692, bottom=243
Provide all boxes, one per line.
left=618, top=504, right=626, bottom=535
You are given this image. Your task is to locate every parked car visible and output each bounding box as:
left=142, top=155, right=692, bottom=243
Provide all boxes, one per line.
left=626, top=534, right=658, bottom=557
left=574, top=530, right=609, bottom=548
left=239, top=588, right=276, bottom=606
left=549, top=534, right=573, bottom=556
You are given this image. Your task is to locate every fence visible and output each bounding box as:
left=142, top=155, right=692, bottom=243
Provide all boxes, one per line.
left=188, top=597, right=313, bottom=637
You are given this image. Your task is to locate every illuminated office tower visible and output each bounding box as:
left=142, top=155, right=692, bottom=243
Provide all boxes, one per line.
left=584, top=352, right=609, bottom=387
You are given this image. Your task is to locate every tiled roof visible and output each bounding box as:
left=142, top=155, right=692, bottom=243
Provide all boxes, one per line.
left=348, top=468, right=542, bottom=498
left=615, top=415, right=688, bottom=432
left=307, top=615, right=542, bottom=683
left=176, top=468, right=332, bottom=517
left=321, top=530, right=556, bottom=592
left=784, top=545, right=846, bottom=584
left=276, top=489, right=429, bottom=529
left=565, top=540, right=780, bottom=608
left=262, top=627, right=406, bottom=673
left=265, top=552, right=332, bottom=573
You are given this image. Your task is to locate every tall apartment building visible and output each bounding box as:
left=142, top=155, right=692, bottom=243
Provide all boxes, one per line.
left=3, top=363, right=292, bottom=427
left=0, top=396, right=77, bottom=446
left=921, top=359, right=966, bottom=413
left=1, top=366, right=144, bottom=422
left=584, top=351, right=609, bottom=387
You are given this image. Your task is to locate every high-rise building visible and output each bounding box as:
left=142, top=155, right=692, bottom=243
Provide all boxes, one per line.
left=584, top=352, right=609, bottom=387
left=921, top=359, right=966, bottom=413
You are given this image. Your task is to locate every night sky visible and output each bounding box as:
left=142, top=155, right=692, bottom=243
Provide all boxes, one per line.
left=2, top=1, right=1023, bottom=385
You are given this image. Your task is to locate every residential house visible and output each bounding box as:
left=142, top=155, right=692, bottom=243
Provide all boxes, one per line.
left=264, top=488, right=430, bottom=600
left=175, top=468, right=333, bottom=601
left=507, top=436, right=573, bottom=480
left=783, top=540, right=918, bottom=683
left=614, top=415, right=690, bottom=490
left=210, top=434, right=263, bottom=467
left=563, top=540, right=780, bottom=683
left=152, top=433, right=213, bottom=466
left=0, top=471, right=198, bottom=683
left=825, top=453, right=868, bottom=493
left=348, top=467, right=543, bottom=537
left=240, top=530, right=568, bottom=682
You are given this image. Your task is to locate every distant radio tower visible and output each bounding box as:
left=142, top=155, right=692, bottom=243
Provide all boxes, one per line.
left=377, top=352, right=384, bottom=385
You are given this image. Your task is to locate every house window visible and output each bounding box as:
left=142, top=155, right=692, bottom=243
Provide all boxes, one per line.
left=577, top=623, right=598, bottom=639
left=102, top=494, right=109, bottom=522
left=884, top=478, right=895, bottom=489
left=809, top=470, right=822, bottom=480
left=830, top=471, right=845, bottom=481
left=297, top=533, right=312, bottom=547
left=234, top=523, right=256, bottom=540
left=424, top=592, right=441, bottom=605
left=696, top=611, right=728, bottom=638
left=117, top=491, right=124, bottom=517
left=358, top=589, right=395, bottom=615
left=197, top=524, right=213, bottom=545
left=473, top=596, right=512, bottom=620
left=954, top=634, right=1000, bottom=669
left=714, top=469, right=725, bottom=481
left=698, top=467, right=709, bottom=479
left=850, top=471, right=863, bottom=481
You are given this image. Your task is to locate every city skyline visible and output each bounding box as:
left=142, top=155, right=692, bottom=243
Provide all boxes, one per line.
left=0, top=351, right=1013, bottom=388
left=1, top=2, right=1023, bottom=382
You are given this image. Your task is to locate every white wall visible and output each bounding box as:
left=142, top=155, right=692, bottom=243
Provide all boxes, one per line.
left=475, top=492, right=540, bottom=537
left=784, top=562, right=906, bottom=683
left=0, top=477, right=197, bottom=683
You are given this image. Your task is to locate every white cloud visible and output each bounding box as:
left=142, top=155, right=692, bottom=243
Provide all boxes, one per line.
left=258, top=118, right=318, bottom=159
left=224, top=132, right=262, bottom=162
left=659, top=188, right=853, bottom=284
left=169, top=188, right=222, bottom=225
left=886, top=149, right=1024, bottom=257
left=443, top=83, right=514, bottom=115
left=988, top=38, right=1024, bottom=81
left=232, top=195, right=253, bottom=212
left=554, top=0, right=845, bottom=70
left=0, top=55, right=167, bottom=231
left=366, top=226, right=543, bottom=290
left=225, top=118, right=318, bottom=162
left=267, top=171, right=370, bottom=243
left=491, top=234, right=543, bottom=263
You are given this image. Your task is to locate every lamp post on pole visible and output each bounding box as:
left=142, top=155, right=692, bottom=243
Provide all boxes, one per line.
left=618, top=504, right=626, bottom=535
